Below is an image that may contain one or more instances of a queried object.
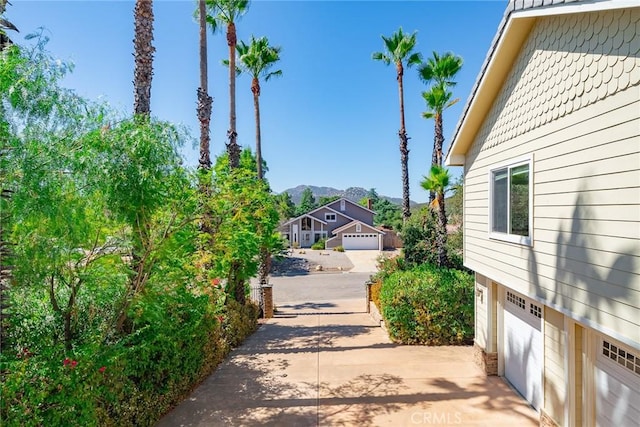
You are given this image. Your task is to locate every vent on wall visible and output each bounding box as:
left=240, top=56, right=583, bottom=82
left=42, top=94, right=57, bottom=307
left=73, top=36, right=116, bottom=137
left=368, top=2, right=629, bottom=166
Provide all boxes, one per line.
left=603, top=340, right=640, bottom=376
left=506, top=291, right=526, bottom=310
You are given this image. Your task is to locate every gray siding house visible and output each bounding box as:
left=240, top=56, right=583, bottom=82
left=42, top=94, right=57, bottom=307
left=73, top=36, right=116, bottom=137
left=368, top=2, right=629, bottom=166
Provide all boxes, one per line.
left=446, top=1, right=639, bottom=426
left=279, top=198, right=384, bottom=250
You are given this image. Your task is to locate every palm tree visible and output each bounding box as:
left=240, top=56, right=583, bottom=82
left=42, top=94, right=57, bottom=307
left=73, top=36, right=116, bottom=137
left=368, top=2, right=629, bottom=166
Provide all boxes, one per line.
left=229, top=36, right=282, bottom=180
left=205, top=0, right=250, bottom=169
left=132, top=0, right=155, bottom=117
left=421, top=165, right=450, bottom=267
left=421, top=83, right=458, bottom=169
left=418, top=51, right=462, bottom=168
left=0, top=0, right=18, bottom=50
left=373, top=28, right=422, bottom=221
left=197, top=0, right=213, bottom=170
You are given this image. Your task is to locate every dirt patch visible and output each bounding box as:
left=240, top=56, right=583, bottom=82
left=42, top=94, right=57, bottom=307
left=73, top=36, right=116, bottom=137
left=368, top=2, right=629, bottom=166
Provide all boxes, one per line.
left=270, top=256, right=311, bottom=276
left=270, top=249, right=354, bottom=276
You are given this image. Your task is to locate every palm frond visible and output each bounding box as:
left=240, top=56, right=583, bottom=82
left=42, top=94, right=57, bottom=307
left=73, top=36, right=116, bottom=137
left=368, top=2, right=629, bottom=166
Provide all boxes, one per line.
left=265, top=69, right=282, bottom=81
left=372, top=51, right=391, bottom=65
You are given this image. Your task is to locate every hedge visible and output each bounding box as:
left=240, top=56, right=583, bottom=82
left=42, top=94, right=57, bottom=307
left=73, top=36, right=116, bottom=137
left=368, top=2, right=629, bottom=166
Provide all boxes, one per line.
left=380, top=264, right=474, bottom=345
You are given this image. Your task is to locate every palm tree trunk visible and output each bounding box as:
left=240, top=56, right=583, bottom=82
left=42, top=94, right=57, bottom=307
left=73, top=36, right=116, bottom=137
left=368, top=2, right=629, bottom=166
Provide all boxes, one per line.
left=197, top=0, right=212, bottom=170
left=133, top=0, right=154, bottom=117
left=437, top=191, right=448, bottom=267
left=396, top=62, right=411, bottom=221
left=252, top=77, right=262, bottom=180
left=434, top=112, right=444, bottom=167
left=226, top=22, right=240, bottom=168
left=429, top=112, right=444, bottom=204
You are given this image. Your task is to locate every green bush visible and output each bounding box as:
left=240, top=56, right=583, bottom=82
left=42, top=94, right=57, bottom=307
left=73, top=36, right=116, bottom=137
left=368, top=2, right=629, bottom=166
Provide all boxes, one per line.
left=310, top=239, right=326, bottom=250
left=380, top=264, right=474, bottom=345
left=0, top=287, right=259, bottom=426
left=333, top=245, right=344, bottom=252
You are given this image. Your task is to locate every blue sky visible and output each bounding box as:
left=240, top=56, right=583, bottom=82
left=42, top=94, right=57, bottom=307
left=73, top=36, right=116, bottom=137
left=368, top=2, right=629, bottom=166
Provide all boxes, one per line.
left=9, top=0, right=506, bottom=203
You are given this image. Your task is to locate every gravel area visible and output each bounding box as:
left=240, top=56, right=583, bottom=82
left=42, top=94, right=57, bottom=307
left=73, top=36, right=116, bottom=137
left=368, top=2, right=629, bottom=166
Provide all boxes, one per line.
left=270, top=249, right=354, bottom=276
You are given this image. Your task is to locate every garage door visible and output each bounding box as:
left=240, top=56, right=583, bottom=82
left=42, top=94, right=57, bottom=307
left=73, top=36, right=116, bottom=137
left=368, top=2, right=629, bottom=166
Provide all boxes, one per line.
left=596, top=338, right=640, bottom=426
left=503, top=290, right=542, bottom=410
left=342, top=233, right=378, bottom=250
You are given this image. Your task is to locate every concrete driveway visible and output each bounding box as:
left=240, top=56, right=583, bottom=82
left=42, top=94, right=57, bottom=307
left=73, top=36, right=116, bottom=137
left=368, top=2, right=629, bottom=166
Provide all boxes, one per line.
left=157, top=273, right=538, bottom=426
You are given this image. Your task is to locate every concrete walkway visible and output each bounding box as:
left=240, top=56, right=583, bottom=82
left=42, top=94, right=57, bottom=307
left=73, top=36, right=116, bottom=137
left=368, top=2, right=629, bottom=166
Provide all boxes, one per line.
left=157, top=299, right=538, bottom=426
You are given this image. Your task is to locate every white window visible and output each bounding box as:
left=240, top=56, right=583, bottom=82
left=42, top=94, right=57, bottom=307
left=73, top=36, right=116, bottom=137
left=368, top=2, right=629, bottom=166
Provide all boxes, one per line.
left=325, top=213, right=336, bottom=222
left=489, top=156, right=532, bottom=245
left=340, top=200, right=346, bottom=211
left=356, top=223, right=362, bottom=232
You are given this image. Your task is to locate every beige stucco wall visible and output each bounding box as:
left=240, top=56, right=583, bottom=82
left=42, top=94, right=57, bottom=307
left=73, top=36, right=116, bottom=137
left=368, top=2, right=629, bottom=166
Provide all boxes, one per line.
left=463, top=8, right=640, bottom=347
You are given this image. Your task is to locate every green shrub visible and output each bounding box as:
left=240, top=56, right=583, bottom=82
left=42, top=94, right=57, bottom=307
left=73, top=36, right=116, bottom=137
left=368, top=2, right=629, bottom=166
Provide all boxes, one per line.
left=0, top=286, right=260, bottom=426
left=333, top=245, right=344, bottom=252
left=380, top=264, right=474, bottom=345
left=310, top=239, right=326, bottom=250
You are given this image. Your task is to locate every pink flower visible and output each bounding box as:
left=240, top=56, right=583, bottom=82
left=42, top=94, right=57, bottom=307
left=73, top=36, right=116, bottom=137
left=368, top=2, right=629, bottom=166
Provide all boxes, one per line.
left=211, top=278, right=221, bottom=287
left=98, top=366, right=106, bottom=373
left=71, top=360, right=78, bottom=368
left=63, top=358, right=71, bottom=366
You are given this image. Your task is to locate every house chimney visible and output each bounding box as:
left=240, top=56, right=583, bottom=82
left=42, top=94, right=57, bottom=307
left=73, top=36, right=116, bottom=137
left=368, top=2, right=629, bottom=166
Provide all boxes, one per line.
left=367, top=198, right=373, bottom=210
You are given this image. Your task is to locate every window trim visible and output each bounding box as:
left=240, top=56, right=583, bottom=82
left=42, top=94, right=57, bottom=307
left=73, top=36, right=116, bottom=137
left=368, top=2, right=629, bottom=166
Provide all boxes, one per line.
left=488, top=155, right=533, bottom=246
left=325, top=213, right=337, bottom=222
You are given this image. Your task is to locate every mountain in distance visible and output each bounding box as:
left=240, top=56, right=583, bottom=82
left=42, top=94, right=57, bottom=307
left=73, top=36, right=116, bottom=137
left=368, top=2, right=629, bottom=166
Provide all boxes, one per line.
left=281, top=185, right=416, bottom=206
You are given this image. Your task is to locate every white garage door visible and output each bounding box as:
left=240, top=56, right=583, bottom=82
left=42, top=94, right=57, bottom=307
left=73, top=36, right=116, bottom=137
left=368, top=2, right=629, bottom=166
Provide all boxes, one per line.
left=503, top=290, right=542, bottom=410
left=342, top=233, right=378, bottom=250
left=596, top=338, right=640, bottom=426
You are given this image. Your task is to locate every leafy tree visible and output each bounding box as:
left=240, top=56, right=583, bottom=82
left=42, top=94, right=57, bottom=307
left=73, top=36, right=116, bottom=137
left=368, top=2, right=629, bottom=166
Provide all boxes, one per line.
left=133, top=0, right=155, bottom=117
left=373, top=28, right=422, bottom=221
left=317, top=195, right=340, bottom=206
left=208, top=150, right=280, bottom=304
left=226, top=35, right=282, bottom=179
left=295, top=187, right=316, bottom=216
left=275, top=192, right=295, bottom=221
left=90, top=119, right=195, bottom=333
left=359, top=192, right=402, bottom=230
left=197, top=0, right=213, bottom=170
left=205, top=0, right=250, bottom=169
left=421, top=166, right=451, bottom=267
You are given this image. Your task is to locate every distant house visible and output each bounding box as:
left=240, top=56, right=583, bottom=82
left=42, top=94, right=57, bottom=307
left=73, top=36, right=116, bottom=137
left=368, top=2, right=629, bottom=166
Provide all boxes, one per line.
left=446, top=1, right=639, bottom=426
left=279, top=198, right=384, bottom=250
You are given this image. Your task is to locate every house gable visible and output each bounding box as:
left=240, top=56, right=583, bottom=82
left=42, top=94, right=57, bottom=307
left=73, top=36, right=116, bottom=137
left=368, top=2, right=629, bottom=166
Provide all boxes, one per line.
left=331, top=220, right=385, bottom=236
left=326, top=198, right=375, bottom=225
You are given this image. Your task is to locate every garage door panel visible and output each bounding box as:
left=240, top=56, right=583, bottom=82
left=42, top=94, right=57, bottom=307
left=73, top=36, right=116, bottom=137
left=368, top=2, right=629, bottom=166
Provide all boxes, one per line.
left=504, top=290, right=542, bottom=411
left=342, top=233, right=378, bottom=250
left=596, top=338, right=640, bottom=426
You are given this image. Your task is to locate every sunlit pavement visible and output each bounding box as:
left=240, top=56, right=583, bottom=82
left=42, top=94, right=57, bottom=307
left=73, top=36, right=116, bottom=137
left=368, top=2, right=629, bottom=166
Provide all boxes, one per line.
left=157, top=277, right=538, bottom=427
